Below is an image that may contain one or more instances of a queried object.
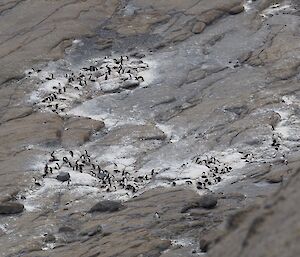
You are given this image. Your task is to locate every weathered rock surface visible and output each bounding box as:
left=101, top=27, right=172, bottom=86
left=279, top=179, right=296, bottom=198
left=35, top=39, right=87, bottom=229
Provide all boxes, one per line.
left=61, top=116, right=105, bottom=147
left=0, top=0, right=300, bottom=257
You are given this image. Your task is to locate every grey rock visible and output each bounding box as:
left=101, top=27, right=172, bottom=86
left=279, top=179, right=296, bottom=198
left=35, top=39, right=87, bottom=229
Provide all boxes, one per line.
left=44, top=233, right=56, bottom=243
left=191, top=21, right=206, bottom=34
left=130, top=52, right=146, bottom=59
left=181, top=194, right=217, bottom=212
left=266, top=174, right=283, bottom=184
left=198, top=194, right=218, bottom=209
left=199, top=238, right=210, bottom=252
left=88, top=200, right=124, bottom=213
left=58, top=226, right=75, bottom=233
left=0, top=202, right=24, bottom=214
left=56, top=172, right=70, bottom=182
left=122, top=80, right=140, bottom=89
left=229, top=5, right=244, bottom=15
left=79, top=225, right=102, bottom=237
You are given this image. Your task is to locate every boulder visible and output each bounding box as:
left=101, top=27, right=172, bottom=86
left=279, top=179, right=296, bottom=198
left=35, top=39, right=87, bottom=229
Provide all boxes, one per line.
left=191, top=21, right=206, bottom=34
left=58, top=226, right=75, bottom=233
left=44, top=233, right=56, bottom=243
left=56, top=172, right=70, bottom=182
left=266, top=174, right=283, bottom=184
left=122, top=80, right=140, bottom=89
left=229, top=5, right=244, bottom=15
left=88, top=200, right=124, bottom=213
left=79, top=224, right=102, bottom=237
left=130, top=52, right=146, bottom=59
left=181, top=194, right=218, bottom=212
left=199, top=238, right=210, bottom=252
left=198, top=194, right=218, bottom=209
left=0, top=202, right=24, bottom=214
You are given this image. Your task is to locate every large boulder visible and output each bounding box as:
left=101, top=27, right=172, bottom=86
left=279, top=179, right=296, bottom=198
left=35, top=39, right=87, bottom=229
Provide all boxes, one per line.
left=0, top=202, right=24, bottom=214
left=88, top=200, right=124, bottom=213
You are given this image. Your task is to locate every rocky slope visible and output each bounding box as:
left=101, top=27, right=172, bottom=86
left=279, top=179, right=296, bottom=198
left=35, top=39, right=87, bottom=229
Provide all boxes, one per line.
left=0, top=0, right=300, bottom=256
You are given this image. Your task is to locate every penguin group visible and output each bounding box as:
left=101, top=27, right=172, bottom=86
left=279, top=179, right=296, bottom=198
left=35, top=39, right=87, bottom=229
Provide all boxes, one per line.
left=192, top=155, right=233, bottom=189
left=167, top=155, right=235, bottom=190
left=27, top=55, right=149, bottom=115
left=36, top=149, right=157, bottom=195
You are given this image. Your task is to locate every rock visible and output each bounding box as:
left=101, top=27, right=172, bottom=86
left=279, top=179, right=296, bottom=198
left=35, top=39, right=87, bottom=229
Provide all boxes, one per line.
left=197, top=194, right=218, bottom=209
left=268, top=111, right=281, bottom=128
left=62, top=117, right=105, bottom=147
left=266, top=174, right=283, bottom=184
left=58, top=226, right=75, bottom=233
left=0, top=228, right=5, bottom=237
left=0, top=112, right=62, bottom=150
left=130, top=52, right=146, bottom=59
left=0, top=202, right=24, bottom=214
left=199, top=238, right=210, bottom=252
left=225, top=206, right=257, bottom=231
left=229, top=5, right=244, bottom=15
left=199, top=229, right=226, bottom=253
left=181, top=202, right=199, bottom=213
left=191, top=21, right=206, bottom=34
left=79, top=225, right=102, bottom=237
left=198, top=9, right=223, bottom=25
left=44, top=233, right=56, bottom=243
left=56, top=172, right=70, bottom=182
left=122, top=80, right=140, bottom=89
left=181, top=194, right=217, bottom=212
left=88, top=200, right=124, bottom=213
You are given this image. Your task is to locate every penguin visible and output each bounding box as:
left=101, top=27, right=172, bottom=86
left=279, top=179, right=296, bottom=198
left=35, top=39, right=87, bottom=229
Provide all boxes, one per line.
left=154, top=212, right=160, bottom=220
left=34, top=178, right=41, bottom=186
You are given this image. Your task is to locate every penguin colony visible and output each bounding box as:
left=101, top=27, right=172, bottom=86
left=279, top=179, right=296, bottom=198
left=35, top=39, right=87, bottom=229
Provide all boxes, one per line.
left=35, top=149, right=158, bottom=196
left=27, top=55, right=149, bottom=115
left=33, top=150, right=257, bottom=196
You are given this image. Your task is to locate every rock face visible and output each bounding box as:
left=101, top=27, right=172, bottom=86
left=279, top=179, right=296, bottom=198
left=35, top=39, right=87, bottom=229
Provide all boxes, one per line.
left=209, top=167, right=300, bottom=257
left=89, top=200, right=124, bottom=213
left=0, top=202, right=24, bottom=214
left=1, top=0, right=300, bottom=256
